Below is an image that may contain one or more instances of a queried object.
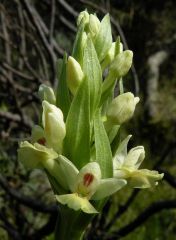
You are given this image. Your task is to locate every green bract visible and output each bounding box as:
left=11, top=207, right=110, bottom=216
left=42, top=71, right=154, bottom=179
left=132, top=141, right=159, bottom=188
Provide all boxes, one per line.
left=17, top=10, right=163, bottom=240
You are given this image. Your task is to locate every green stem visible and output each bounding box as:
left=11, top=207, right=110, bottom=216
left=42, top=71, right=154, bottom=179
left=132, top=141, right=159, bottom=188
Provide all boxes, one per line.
left=54, top=206, right=85, bottom=240
left=119, top=77, right=124, bottom=94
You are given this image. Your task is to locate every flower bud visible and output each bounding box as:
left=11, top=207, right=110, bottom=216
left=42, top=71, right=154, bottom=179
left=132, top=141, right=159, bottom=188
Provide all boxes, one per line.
left=107, top=92, right=140, bottom=125
left=77, top=10, right=89, bottom=27
left=88, top=14, right=100, bottom=38
left=38, top=84, right=56, bottom=104
left=109, top=50, right=133, bottom=79
left=67, top=56, right=84, bottom=95
left=42, top=101, right=66, bottom=153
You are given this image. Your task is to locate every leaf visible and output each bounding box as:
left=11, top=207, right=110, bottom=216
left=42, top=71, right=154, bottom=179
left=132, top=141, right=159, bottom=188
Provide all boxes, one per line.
left=94, top=14, right=112, bottom=62
left=64, top=77, right=90, bottom=169
left=56, top=53, right=71, bottom=119
left=94, top=110, right=113, bottom=178
left=83, top=37, right=102, bottom=118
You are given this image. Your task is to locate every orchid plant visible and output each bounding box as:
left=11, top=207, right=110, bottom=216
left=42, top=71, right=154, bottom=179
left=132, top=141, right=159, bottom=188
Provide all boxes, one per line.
left=18, top=10, right=163, bottom=240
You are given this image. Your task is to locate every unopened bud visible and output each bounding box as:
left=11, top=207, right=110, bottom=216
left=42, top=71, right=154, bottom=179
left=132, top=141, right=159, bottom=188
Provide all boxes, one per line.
left=109, top=50, right=133, bottom=79
left=38, top=84, right=56, bottom=104
left=42, top=101, right=66, bottom=153
left=89, top=14, right=100, bottom=38
left=77, top=10, right=89, bottom=27
left=67, top=56, right=84, bottom=95
left=107, top=92, right=139, bottom=125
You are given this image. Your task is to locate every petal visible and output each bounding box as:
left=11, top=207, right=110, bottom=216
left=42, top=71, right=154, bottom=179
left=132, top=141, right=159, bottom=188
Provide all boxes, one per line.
left=55, top=194, right=98, bottom=214
left=18, top=141, right=57, bottom=169
left=124, top=146, right=145, bottom=170
left=57, top=155, right=79, bottom=192
left=113, top=135, right=132, bottom=168
left=91, top=178, right=127, bottom=200
left=129, top=169, right=164, bottom=188
left=76, top=162, right=101, bottom=197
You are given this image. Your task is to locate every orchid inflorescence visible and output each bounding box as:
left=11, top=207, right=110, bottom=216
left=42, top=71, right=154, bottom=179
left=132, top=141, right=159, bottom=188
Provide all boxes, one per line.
left=18, top=10, right=163, bottom=239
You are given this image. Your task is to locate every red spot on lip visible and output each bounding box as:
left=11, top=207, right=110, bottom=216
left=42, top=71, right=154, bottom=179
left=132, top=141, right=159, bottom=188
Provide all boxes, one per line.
left=83, top=173, right=94, bottom=187
left=37, top=138, right=46, bottom=146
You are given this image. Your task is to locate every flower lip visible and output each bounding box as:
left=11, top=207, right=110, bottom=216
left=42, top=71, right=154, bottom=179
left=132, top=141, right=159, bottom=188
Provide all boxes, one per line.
left=83, top=173, right=94, bottom=187
left=37, top=137, right=46, bottom=146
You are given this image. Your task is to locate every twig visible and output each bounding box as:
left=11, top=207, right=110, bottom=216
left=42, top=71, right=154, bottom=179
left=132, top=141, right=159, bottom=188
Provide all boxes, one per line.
left=104, top=189, right=139, bottom=230
left=106, top=199, right=176, bottom=239
left=20, top=0, right=56, bottom=84
left=50, top=0, right=56, bottom=48
left=0, top=175, right=57, bottom=214
left=0, top=111, right=32, bottom=129
left=57, top=0, right=78, bottom=18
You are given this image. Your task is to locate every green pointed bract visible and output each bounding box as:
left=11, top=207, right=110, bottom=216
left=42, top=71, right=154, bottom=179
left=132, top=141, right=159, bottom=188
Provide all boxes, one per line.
left=18, top=141, right=58, bottom=169
left=101, top=42, right=116, bottom=71
left=57, top=155, right=79, bottom=192
left=72, top=22, right=87, bottom=66
left=38, top=84, right=56, bottom=104
left=94, top=110, right=113, bottom=178
left=56, top=53, right=71, bottom=119
left=83, top=37, right=102, bottom=118
left=42, top=100, right=66, bottom=153
left=94, top=14, right=112, bottom=62
left=64, top=77, right=90, bottom=169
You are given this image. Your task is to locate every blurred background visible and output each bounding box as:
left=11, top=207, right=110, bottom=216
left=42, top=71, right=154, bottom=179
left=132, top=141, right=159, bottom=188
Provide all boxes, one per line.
left=0, top=0, right=176, bottom=239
